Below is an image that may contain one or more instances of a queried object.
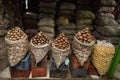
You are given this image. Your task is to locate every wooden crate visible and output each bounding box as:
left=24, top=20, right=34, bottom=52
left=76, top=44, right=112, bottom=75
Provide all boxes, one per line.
left=10, top=53, right=31, bottom=78
left=69, top=54, right=90, bottom=78
left=31, top=54, right=48, bottom=77
left=50, top=60, right=68, bottom=78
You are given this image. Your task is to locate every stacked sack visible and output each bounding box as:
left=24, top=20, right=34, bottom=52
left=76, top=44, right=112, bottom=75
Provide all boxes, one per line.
left=23, top=12, right=38, bottom=40
left=93, top=0, right=120, bottom=45
left=0, top=0, right=10, bottom=72
left=5, top=27, right=28, bottom=66
left=56, top=16, right=76, bottom=42
left=57, top=2, right=76, bottom=21
left=75, top=0, right=95, bottom=31
left=72, top=28, right=95, bottom=66
left=51, top=33, right=71, bottom=68
left=38, top=17, right=55, bottom=39
left=38, top=0, right=58, bottom=19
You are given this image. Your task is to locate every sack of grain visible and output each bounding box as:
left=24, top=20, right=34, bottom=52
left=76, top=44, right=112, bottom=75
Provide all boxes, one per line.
left=76, top=10, right=95, bottom=19
left=96, top=13, right=115, bottom=19
left=5, top=27, right=28, bottom=66
left=76, top=19, right=93, bottom=25
left=0, top=38, right=8, bottom=72
left=59, top=30, right=76, bottom=35
left=56, top=16, right=69, bottom=26
left=60, top=3, right=75, bottom=10
left=39, top=2, right=56, bottom=8
left=95, top=17, right=119, bottom=26
left=72, top=28, right=95, bottom=66
left=51, top=33, right=71, bottom=68
left=45, top=32, right=55, bottom=38
left=99, top=0, right=117, bottom=6
left=58, top=23, right=76, bottom=30
left=38, top=26, right=54, bottom=33
left=98, top=6, right=114, bottom=13
left=93, top=31, right=120, bottom=44
left=38, top=17, right=55, bottom=27
left=38, top=13, right=55, bottom=19
left=94, top=25, right=120, bottom=36
left=30, top=32, right=51, bottom=65
left=92, top=40, right=115, bottom=76
left=77, top=25, right=93, bottom=31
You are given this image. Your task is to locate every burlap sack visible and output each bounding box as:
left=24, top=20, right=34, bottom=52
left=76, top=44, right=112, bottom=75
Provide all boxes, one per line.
left=98, top=6, right=114, bottom=13
left=76, top=10, right=95, bottom=19
left=92, top=40, right=115, bottom=76
left=58, top=23, right=76, bottom=30
left=39, top=2, right=56, bottom=8
left=94, top=25, right=120, bottom=36
left=5, top=35, right=28, bottom=66
left=30, top=40, right=51, bottom=65
left=51, top=43, right=71, bottom=68
left=59, top=10, right=74, bottom=15
left=95, top=17, right=119, bottom=26
left=44, top=32, right=55, bottom=38
left=56, top=16, right=69, bottom=26
left=93, top=31, right=120, bottom=44
left=25, top=29, right=38, bottom=34
left=77, top=25, right=93, bottom=31
left=0, top=38, right=8, bottom=72
left=77, top=5, right=92, bottom=10
left=96, top=13, right=115, bottom=19
left=59, top=30, right=76, bottom=35
left=38, top=26, right=54, bottom=33
left=60, top=3, right=75, bottom=10
left=38, top=17, right=55, bottom=27
left=76, top=19, right=93, bottom=25
left=38, top=13, right=55, bottom=19
left=99, top=0, right=117, bottom=6
left=72, top=36, right=95, bottom=66
left=0, top=19, right=9, bottom=29
left=39, top=8, right=55, bottom=14
left=0, top=29, right=8, bottom=36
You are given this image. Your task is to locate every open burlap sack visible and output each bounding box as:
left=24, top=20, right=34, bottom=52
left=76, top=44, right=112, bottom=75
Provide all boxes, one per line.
left=72, top=36, right=95, bottom=66
left=51, top=43, right=71, bottom=68
left=5, top=35, right=28, bottom=66
left=92, top=40, right=115, bottom=76
left=30, top=40, right=51, bottom=65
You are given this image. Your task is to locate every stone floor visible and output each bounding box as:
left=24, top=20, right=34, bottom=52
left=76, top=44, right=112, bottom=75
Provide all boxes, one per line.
left=0, top=64, right=120, bottom=80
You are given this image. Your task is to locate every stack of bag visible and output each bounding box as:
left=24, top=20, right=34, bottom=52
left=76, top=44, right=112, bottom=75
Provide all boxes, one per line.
left=93, top=0, right=120, bottom=45
left=56, top=16, right=76, bottom=42
left=75, top=0, right=95, bottom=31
left=23, top=12, right=38, bottom=40
left=0, top=0, right=10, bottom=72
left=38, top=17, right=55, bottom=38
left=38, top=0, right=58, bottom=19
left=57, top=2, right=76, bottom=21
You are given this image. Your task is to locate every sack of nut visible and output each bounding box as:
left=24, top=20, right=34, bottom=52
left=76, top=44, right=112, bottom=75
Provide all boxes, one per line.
left=72, top=28, right=95, bottom=66
left=92, top=40, right=115, bottom=76
left=30, top=32, right=51, bottom=65
left=5, top=27, right=28, bottom=66
left=51, top=33, right=71, bottom=68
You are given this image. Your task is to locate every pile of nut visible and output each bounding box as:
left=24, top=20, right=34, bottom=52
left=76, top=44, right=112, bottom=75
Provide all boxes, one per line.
left=32, top=32, right=50, bottom=46
left=6, top=27, right=26, bottom=41
left=75, top=28, right=94, bottom=43
left=53, top=33, right=69, bottom=50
